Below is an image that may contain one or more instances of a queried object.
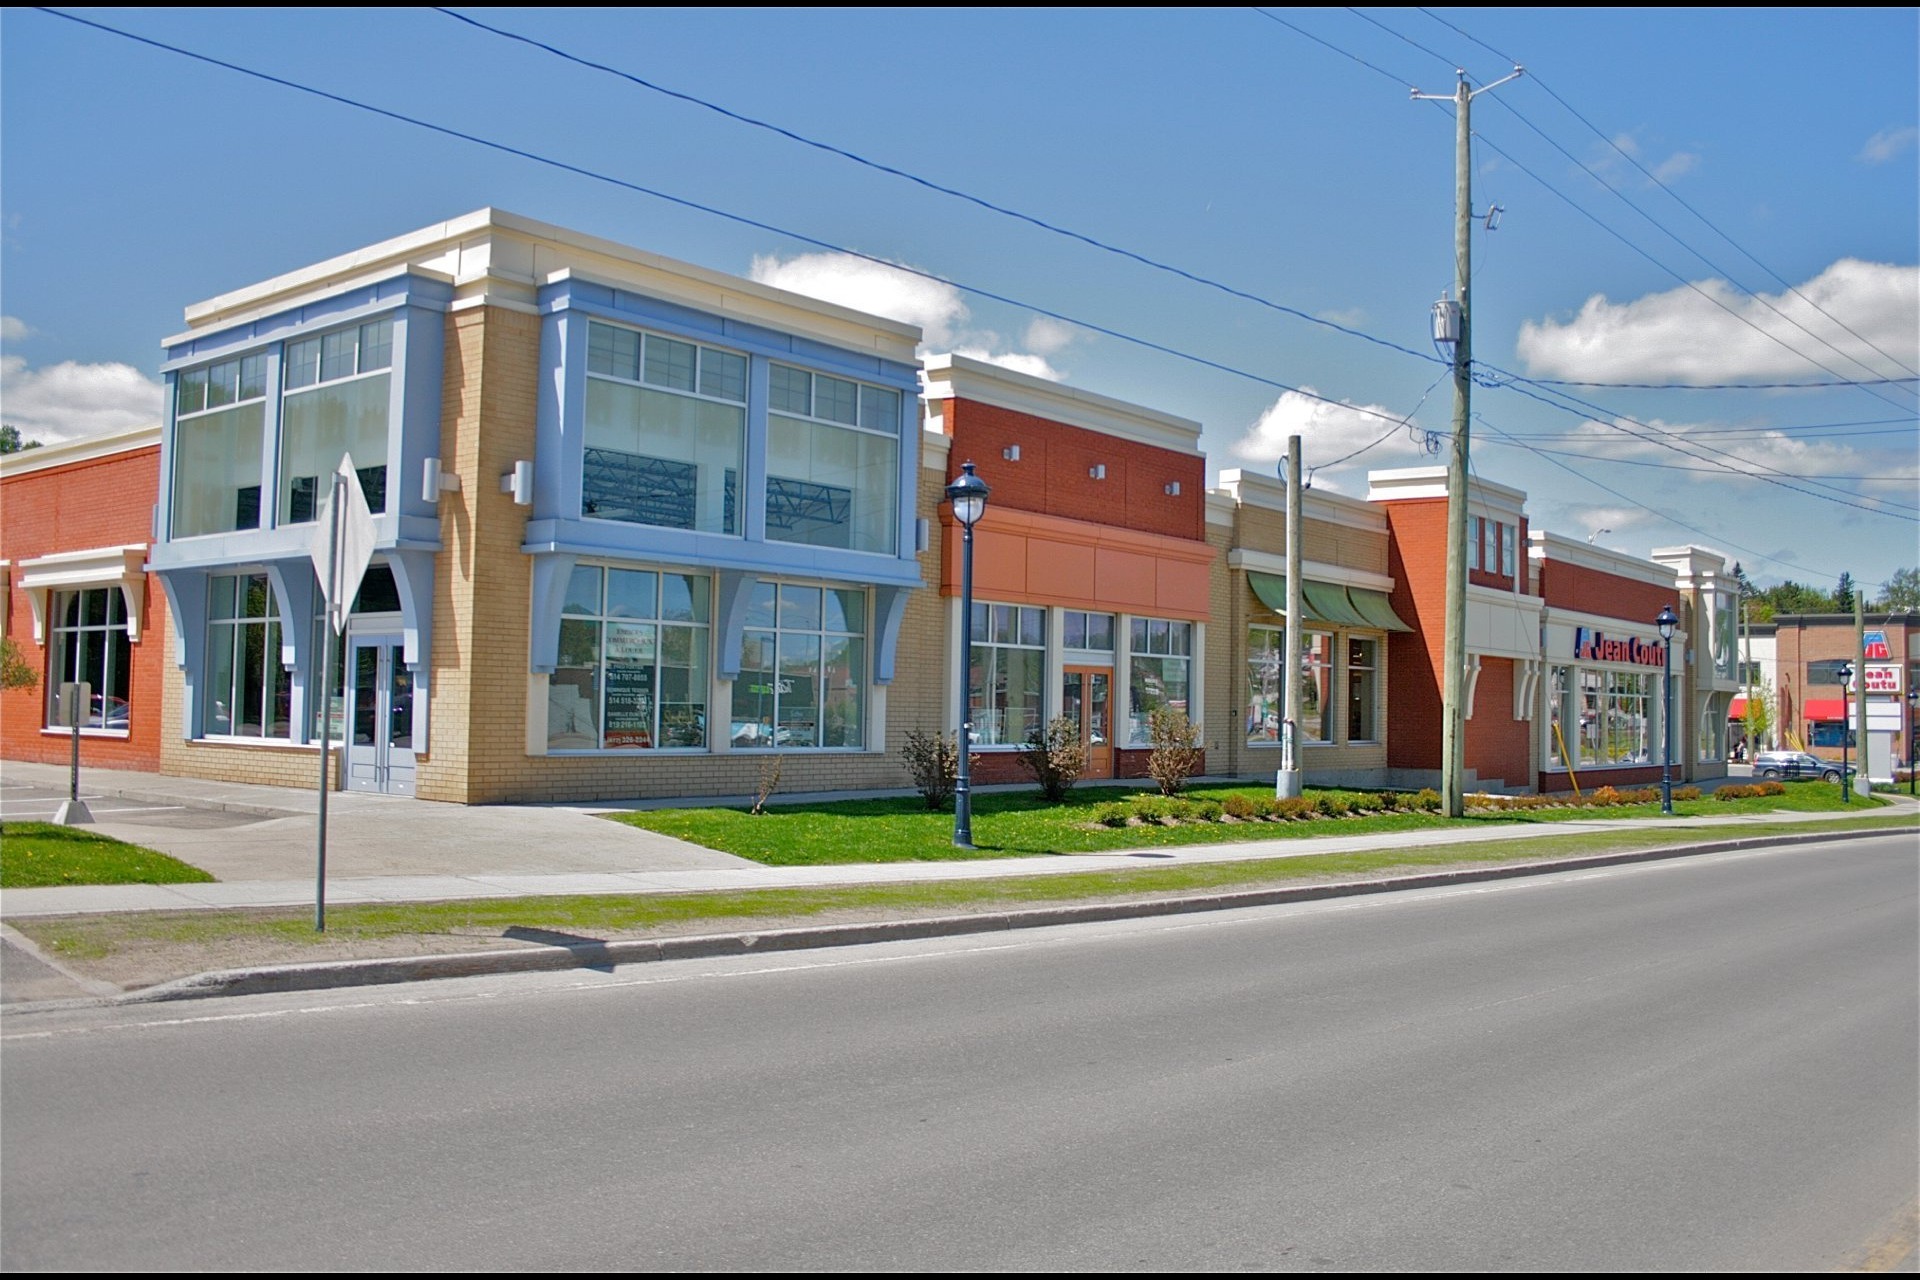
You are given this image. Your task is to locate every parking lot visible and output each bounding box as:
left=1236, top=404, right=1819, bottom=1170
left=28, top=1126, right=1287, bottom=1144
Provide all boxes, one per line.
left=0, top=779, right=267, bottom=831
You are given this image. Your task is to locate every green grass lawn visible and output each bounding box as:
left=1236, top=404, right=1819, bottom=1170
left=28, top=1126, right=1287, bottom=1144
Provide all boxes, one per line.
left=610, top=781, right=1894, bottom=866
left=0, top=823, right=216, bottom=889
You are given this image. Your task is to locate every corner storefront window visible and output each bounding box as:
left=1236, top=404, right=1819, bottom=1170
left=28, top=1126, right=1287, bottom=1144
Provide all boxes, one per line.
left=203, top=573, right=290, bottom=739
left=549, top=564, right=711, bottom=751
left=1346, top=637, right=1378, bottom=742
left=1246, top=625, right=1282, bottom=745
left=731, top=582, right=865, bottom=749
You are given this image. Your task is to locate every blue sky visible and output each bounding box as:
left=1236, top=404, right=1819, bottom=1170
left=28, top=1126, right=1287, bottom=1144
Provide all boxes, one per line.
left=4, top=7, right=1915, bottom=595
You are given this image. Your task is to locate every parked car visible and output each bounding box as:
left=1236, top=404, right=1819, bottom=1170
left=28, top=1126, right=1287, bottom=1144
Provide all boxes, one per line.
left=1753, top=750, right=1853, bottom=783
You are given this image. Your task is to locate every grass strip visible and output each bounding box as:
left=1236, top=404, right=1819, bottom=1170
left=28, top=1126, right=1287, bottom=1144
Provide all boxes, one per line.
left=610, top=781, right=1892, bottom=865
left=0, top=823, right=216, bottom=889
left=16, top=812, right=1913, bottom=988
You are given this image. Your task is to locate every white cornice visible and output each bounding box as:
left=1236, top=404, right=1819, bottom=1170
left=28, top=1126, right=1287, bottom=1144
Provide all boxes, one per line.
left=1365, top=464, right=1528, bottom=517
left=175, top=208, right=922, bottom=363
left=920, top=353, right=1203, bottom=456
left=0, top=425, right=160, bottom=479
left=1533, top=530, right=1678, bottom=590
left=1226, top=548, right=1395, bottom=593
left=1215, top=468, right=1387, bottom=533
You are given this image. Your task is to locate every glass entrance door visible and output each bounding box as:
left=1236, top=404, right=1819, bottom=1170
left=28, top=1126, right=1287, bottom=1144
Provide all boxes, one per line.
left=1063, top=666, right=1113, bottom=780
left=345, top=636, right=416, bottom=795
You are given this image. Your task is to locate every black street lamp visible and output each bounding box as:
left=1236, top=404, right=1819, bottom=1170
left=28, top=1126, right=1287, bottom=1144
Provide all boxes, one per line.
left=1656, top=604, right=1678, bottom=814
left=1837, top=661, right=1853, bottom=804
left=946, top=461, right=990, bottom=848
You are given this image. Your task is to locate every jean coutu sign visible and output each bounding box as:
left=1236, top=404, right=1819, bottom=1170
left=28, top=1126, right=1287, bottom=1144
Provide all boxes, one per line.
left=1572, top=627, right=1667, bottom=667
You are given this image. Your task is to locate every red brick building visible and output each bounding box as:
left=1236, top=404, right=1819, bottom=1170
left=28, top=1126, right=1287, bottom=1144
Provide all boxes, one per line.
left=1774, top=611, right=1917, bottom=782
left=1, top=427, right=167, bottom=772
left=922, top=355, right=1214, bottom=783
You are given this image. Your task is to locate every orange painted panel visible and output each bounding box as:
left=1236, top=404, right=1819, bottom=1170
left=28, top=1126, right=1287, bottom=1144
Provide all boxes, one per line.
left=1027, top=538, right=1097, bottom=600
left=1094, top=547, right=1159, bottom=610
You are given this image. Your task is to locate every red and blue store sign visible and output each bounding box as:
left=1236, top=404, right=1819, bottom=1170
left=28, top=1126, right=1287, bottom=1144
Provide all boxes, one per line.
left=1574, top=627, right=1667, bottom=667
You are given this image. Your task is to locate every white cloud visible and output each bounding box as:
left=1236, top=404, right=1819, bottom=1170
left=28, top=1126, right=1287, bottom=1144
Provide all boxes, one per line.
left=0, top=316, right=33, bottom=342
left=1516, top=258, right=1920, bottom=382
left=1651, top=150, right=1699, bottom=182
left=1230, top=388, right=1428, bottom=476
left=1549, top=416, right=1864, bottom=478
left=751, top=251, right=1074, bottom=380
left=1859, top=126, right=1918, bottom=164
left=749, top=251, right=969, bottom=346
left=1315, top=306, right=1368, bottom=328
left=1021, top=316, right=1075, bottom=355
left=951, top=348, right=1064, bottom=382
left=0, top=354, right=164, bottom=443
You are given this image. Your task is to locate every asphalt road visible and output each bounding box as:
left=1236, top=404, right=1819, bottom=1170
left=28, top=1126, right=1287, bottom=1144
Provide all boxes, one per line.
left=3, top=835, right=1915, bottom=1271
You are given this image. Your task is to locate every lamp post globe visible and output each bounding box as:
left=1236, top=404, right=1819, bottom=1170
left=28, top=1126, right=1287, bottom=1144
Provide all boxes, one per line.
left=1656, top=604, right=1678, bottom=815
left=945, top=462, right=990, bottom=848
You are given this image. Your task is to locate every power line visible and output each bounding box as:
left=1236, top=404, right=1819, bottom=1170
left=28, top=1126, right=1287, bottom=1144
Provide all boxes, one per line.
left=1251, top=7, right=1420, bottom=89
left=1482, top=368, right=1918, bottom=392
left=34, top=6, right=1437, bottom=438
left=1473, top=415, right=1851, bottom=587
left=435, top=7, right=1447, bottom=371
left=1416, top=6, right=1920, bottom=381
left=1479, top=438, right=1918, bottom=485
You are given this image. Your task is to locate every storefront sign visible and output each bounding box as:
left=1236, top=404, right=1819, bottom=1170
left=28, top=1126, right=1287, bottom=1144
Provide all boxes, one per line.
left=1864, top=630, right=1890, bottom=660
left=1573, top=627, right=1666, bottom=667
left=604, top=665, right=654, bottom=749
left=1863, top=663, right=1902, bottom=695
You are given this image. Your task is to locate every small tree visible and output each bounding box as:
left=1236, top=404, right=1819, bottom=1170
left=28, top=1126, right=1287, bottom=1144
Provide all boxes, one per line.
left=1018, top=716, right=1085, bottom=802
left=1742, top=682, right=1776, bottom=754
left=903, top=727, right=959, bottom=811
left=749, top=753, right=784, bottom=816
left=1146, top=706, right=1204, bottom=796
left=0, top=637, right=37, bottom=691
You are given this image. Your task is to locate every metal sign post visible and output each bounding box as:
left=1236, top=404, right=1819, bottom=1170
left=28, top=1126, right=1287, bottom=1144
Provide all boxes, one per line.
left=307, top=455, right=377, bottom=932
left=53, top=680, right=94, bottom=825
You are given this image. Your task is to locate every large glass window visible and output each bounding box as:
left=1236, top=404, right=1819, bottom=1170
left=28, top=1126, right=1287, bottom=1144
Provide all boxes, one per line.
left=1548, top=665, right=1571, bottom=767
left=1127, top=616, right=1193, bottom=745
left=584, top=322, right=745, bottom=534
left=1246, top=625, right=1282, bottom=745
left=280, top=318, right=393, bottom=521
left=1576, top=668, right=1654, bottom=766
left=732, top=582, right=866, bottom=749
left=47, top=589, right=132, bottom=730
left=767, top=365, right=899, bottom=555
left=172, top=354, right=267, bottom=537
left=203, top=573, right=290, bottom=739
left=549, top=565, right=711, bottom=751
left=1346, top=637, right=1378, bottom=742
left=1298, top=632, right=1332, bottom=742
left=969, top=603, right=1046, bottom=747
left=1061, top=610, right=1115, bottom=653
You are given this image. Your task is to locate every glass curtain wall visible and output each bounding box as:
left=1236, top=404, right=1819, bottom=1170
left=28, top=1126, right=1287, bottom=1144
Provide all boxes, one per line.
left=732, top=582, right=866, bottom=749
left=280, top=319, right=393, bottom=520
left=550, top=564, right=712, bottom=751
left=767, top=365, right=898, bottom=555
left=172, top=354, right=268, bottom=537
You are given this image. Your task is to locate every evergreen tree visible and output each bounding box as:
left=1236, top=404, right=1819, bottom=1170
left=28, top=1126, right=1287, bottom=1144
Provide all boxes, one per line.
left=1834, top=572, right=1855, bottom=614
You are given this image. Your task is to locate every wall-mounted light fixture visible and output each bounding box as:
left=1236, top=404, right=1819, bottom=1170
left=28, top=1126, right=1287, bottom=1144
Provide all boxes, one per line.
left=1002, top=444, right=1021, bottom=462
left=500, top=460, right=534, bottom=506
left=422, top=457, right=462, bottom=503
left=1089, top=464, right=1106, bottom=480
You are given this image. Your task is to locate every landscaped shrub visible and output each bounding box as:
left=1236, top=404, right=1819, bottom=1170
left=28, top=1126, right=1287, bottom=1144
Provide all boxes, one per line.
left=1163, top=799, right=1198, bottom=823
left=1222, top=793, right=1260, bottom=820
left=1674, top=786, right=1701, bottom=802
left=1315, top=794, right=1351, bottom=818
left=1146, top=707, right=1204, bottom=796
left=1093, top=801, right=1132, bottom=826
left=1589, top=786, right=1622, bottom=807
left=1273, top=796, right=1317, bottom=820
left=1411, top=788, right=1442, bottom=812
left=1133, top=796, right=1173, bottom=823
left=1714, top=781, right=1786, bottom=801
left=1192, top=799, right=1224, bottom=822
left=1018, top=715, right=1085, bottom=802
left=903, top=728, right=958, bottom=811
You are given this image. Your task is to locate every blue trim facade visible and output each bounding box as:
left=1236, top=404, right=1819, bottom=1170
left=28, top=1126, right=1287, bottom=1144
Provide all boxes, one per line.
left=522, top=274, right=924, bottom=686
left=150, top=271, right=449, bottom=742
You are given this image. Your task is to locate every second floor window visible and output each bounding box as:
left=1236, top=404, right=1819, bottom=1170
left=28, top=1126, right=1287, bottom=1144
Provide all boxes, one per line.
left=281, top=319, right=393, bottom=521
left=767, top=365, right=899, bottom=555
left=584, top=322, right=746, bottom=535
left=173, top=354, right=268, bottom=537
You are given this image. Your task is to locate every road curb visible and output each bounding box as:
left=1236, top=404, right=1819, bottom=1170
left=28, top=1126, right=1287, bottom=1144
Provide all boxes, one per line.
left=109, top=824, right=1911, bottom=1005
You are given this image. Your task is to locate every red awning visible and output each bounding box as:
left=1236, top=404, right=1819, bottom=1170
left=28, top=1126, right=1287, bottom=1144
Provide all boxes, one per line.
left=1801, top=699, right=1849, bottom=720
left=1728, top=697, right=1746, bottom=718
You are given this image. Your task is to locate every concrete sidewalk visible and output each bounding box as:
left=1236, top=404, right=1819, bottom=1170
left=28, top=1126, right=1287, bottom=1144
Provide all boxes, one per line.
left=5, top=758, right=1909, bottom=920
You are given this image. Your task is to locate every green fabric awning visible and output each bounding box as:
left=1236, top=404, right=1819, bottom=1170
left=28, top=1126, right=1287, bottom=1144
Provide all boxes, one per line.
left=1349, top=586, right=1413, bottom=632
left=1248, top=571, right=1289, bottom=617
left=1301, top=580, right=1370, bottom=628
left=1246, top=571, right=1411, bottom=632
